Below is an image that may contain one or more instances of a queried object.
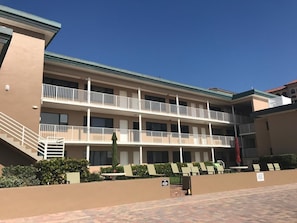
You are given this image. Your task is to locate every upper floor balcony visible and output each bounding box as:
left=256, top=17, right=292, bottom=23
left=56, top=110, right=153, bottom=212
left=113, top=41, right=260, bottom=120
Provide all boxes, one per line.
left=42, top=84, right=250, bottom=124
left=239, top=123, right=255, bottom=136
left=39, top=124, right=235, bottom=148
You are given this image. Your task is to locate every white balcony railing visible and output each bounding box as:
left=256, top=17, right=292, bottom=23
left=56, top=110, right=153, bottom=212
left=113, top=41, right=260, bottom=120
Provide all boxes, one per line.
left=42, top=84, right=248, bottom=123
left=39, top=124, right=234, bottom=147
left=239, top=123, right=255, bottom=135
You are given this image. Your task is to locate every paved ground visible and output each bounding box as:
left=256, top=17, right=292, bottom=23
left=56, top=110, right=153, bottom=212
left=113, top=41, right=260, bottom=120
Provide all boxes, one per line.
left=2, top=183, right=297, bottom=223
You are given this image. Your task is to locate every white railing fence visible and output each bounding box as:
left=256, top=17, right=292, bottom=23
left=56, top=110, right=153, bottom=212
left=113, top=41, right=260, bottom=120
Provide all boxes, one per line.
left=42, top=84, right=249, bottom=124
left=39, top=124, right=234, bottom=147
left=0, top=112, right=64, bottom=159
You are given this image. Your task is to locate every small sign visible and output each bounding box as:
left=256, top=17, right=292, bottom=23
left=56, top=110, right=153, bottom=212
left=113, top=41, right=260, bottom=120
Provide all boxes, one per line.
left=256, top=172, right=264, bottom=182
left=161, top=179, right=169, bottom=187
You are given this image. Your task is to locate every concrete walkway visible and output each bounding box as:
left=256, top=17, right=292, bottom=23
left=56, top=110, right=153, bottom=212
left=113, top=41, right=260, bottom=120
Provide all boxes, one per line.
left=2, top=183, right=297, bottom=223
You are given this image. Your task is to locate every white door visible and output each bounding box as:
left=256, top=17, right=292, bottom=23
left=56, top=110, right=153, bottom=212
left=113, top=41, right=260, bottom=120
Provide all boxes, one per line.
left=119, top=90, right=128, bottom=108
left=120, top=120, right=128, bottom=142
left=199, top=104, right=204, bottom=118
left=133, top=151, right=140, bottom=164
left=193, top=126, right=198, bottom=144
left=195, top=152, right=201, bottom=162
left=201, top=127, right=207, bottom=144
left=191, top=103, right=196, bottom=117
left=203, top=151, right=209, bottom=161
left=131, top=93, right=138, bottom=109
left=120, top=151, right=129, bottom=165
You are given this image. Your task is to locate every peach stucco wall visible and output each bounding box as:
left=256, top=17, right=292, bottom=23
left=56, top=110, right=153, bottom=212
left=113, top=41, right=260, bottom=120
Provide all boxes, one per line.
left=252, top=98, right=269, bottom=111
left=0, top=177, right=170, bottom=219
left=0, top=32, right=44, bottom=132
left=190, top=169, right=297, bottom=195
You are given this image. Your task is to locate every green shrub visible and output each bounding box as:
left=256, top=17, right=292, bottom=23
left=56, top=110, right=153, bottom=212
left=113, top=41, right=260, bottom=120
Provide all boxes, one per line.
left=35, top=158, right=90, bottom=185
left=87, top=172, right=103, bottom=182
left=2, top=165, right=40, bottom=186
left=0, top=176, right=24, bottom=188
left=259, top=154, right=297, bottom=170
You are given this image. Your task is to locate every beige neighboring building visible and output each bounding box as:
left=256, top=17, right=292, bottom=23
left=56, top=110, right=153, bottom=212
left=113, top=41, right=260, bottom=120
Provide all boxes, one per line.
left=0, top=5, right=286, bottom=169
left=267, top=80, right=297, bottom=103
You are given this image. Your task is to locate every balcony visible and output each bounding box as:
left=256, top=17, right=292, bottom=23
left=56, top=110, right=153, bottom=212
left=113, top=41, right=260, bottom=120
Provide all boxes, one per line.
left=42, top=84, right=248, bottom=124
left=239, top=123, right=255, bottom=136
left=39, top=124, right=234, bottom=148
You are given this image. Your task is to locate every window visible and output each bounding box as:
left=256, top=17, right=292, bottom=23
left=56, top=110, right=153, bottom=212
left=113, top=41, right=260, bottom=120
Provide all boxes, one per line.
left=84, top=117, right=113, bottom=128
left=147, top=151, right=168, bottom=163
left=146, top=122, right=167, bottom=131
left=84, top=117, right=113, bottom=133
left=171, top=124, right=189, bottom=137
left=146, top=122, right=167, bottom=137
left=144, top=95, right=166, bottom=112
left=90, top=151, right=112, bottom=165
left=291, top=89, right=296, bottom=94
left=44, top=77, right=78, bottom=88
left=173, top=151, right=191, bottom=163
left=40, top=112, right=68, bottom=125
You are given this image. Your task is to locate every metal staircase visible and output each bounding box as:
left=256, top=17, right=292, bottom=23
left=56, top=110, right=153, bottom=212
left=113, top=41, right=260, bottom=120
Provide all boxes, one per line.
left=0, top=112, right=64, bottom=161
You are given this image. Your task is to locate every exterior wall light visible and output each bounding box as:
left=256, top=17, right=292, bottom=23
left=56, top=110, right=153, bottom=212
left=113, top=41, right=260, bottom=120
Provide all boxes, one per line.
left=5, top=84, right=9, bottom=91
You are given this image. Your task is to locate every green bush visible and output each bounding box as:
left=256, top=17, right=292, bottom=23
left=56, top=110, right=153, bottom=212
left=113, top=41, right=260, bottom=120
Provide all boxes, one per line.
left=259, top=154, right=297, bottom=170
left=0, top=176, right=24, bottom=188
left=2, top=165, right=40, bottom=186
left=87, top=172, right=103, bottom=182
left=35, top=158, right=90, bottom=185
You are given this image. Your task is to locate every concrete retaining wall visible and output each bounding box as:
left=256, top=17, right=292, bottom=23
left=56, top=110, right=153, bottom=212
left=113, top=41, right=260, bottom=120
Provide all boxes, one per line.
left=0, top=177, right=170, bottom=219
left=190, top=169, right=297, bottom=195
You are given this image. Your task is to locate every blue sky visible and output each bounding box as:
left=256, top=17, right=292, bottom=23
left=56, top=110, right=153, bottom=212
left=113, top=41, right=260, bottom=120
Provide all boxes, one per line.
left=1, top=0, right=297, bottom=93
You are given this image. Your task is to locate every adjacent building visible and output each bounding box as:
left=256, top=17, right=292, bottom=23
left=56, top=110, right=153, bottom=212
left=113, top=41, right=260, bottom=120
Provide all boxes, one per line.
left=0, top=5, right=289, bottom=169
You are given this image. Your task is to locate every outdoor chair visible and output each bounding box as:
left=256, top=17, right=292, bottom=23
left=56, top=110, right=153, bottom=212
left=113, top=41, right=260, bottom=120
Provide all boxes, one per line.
left=147, top=164, right=165, bottom=177
left=186, top=163, right=194, bottom=170
left=216, top=165, right=225, bottom=174
left=206, top=165, right=215, bottom=175
left=267, top=163, right=274, bottom=171
left=181, top=166, right=191, bottom=176
left=171, top=163, right=182, bottom=175
left=199, top=162, right=208, bottom=174
left=123, top=164, right=140, bottom=178
left=252, top=164, right=261, bottom=172
left=171, top=163, right=183, bottom=184
left=191, top=166, right=200, bottom=175
left=273, top=163, right=281, bottom=171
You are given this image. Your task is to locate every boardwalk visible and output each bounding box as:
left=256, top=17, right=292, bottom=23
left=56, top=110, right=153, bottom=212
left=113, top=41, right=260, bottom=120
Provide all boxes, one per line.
left=2, top=183, right=297, bottom=223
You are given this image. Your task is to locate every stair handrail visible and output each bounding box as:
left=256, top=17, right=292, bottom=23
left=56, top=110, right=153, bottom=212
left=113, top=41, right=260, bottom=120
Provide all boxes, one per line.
left=0, top=112, right=45, bottom=156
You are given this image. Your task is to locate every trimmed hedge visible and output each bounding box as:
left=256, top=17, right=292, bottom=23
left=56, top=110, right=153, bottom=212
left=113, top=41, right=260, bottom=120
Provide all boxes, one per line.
left=259, top=154, right=297, bottom=170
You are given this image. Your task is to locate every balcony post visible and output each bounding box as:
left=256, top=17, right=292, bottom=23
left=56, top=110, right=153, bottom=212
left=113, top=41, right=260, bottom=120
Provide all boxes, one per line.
left=87, top=77, right=91, bottom=104
left=179, top=147, right=183, bottom=163
left=86, top=145, right=90, bottom=162
left=138, top=88, right=141, bottom=111
left=87, top=108, right=90, bottom=141
left=139, top=146, right=143, bottom=165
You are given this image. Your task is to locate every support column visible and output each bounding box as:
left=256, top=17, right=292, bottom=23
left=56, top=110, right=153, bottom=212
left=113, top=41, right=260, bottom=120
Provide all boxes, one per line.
left=86, top=145, right=90, bottom=162
left=179, top=147, right=183, bottom=163
left=139, top=146, right=143, bottom=165
left=87, top=77, right=91, bottom=104
left=232, top=105, right=238, bottom=137
left=87, top=108, right=90, bottom=141
left=208, top=121, right=215, bottom=162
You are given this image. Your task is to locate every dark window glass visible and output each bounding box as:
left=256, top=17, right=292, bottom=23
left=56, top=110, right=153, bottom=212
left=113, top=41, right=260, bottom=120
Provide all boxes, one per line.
left=84, top=117, right=113, bottom=128
left=90, top=151, right=112, bottom=165
left=173, top=151, right=191, bottom=162
left=43, top=77, right=78, bottom=89
left=40, top=112, right=68, bottom=125
left=147, top=151, right=168, bottom=163
left=146, top=122, right=167, bottom=131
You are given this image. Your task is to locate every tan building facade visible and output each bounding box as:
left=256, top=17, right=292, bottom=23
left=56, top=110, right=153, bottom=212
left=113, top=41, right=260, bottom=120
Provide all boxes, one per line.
left=0, top=5, right=283, bottom=168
